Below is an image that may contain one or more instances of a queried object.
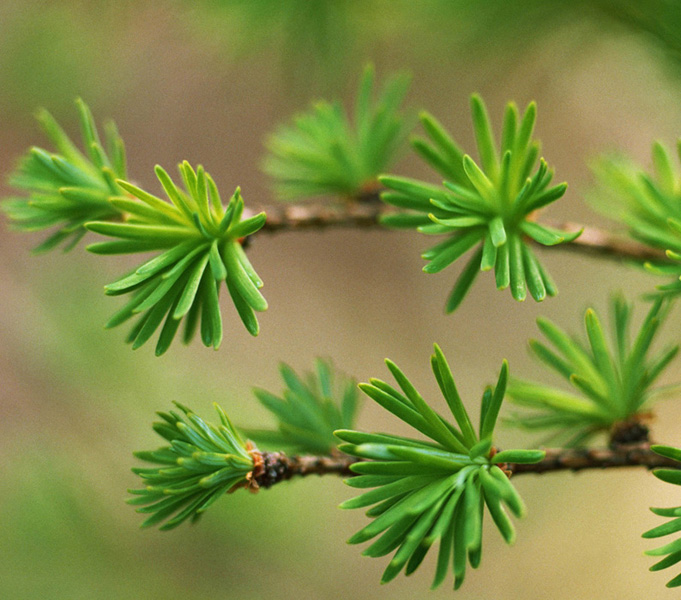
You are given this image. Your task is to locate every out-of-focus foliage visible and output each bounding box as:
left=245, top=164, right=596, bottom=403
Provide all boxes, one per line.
left=4, top=1, right=681, bottom=118
left=0, top=3, right=134, bottom=116
left=589, top=140, right=681, bottom=297
left=180, top=0, right=387, bottom=92
left=589, top=141, right=681, bottom=253
left=263, top=65, right=411, bottom=201
left=593, top=0, right=681, bottom=67
left=180, top=1, right=681, bottom=91
left=417, top=0, right=681, bottom=62
left=507, top=296, right=679, bottom=446
left=2, top=99, right=125, bottom=252
left=244, top=358, right=360, bottom=455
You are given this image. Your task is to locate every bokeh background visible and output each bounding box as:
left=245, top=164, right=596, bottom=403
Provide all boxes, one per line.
left=4, top=2, right=681, bottom=598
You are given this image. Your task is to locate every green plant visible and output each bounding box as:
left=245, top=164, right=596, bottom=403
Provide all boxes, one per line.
left=243, top=358, right=360, bottom=455
left=2, top=98, right=124, bottom=251
left=336, top=347, right=543, bottom=589
left=644, top=445, right=681, bottom=588
left=87, top=163, right=267, bottom=355
left=507, top=295, right=679, bottom=446
left=380, top=95, right=579, bottom=312
left=5, top=63, right=681, bottom=596
left=128, top=402, right=255, bottom=530
left=263, top=65, right=411, bottom=201
left=4, top=101, right=267, bottom=355
left=590, top=140, right=681, bottom=297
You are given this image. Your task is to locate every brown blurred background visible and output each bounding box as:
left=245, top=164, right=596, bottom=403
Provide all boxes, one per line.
left=3, top=1, right=681, bottom=598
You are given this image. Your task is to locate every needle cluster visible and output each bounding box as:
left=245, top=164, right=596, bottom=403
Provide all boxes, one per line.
left=644, top=445, right=681, bottom=588
left=129, top=402, right=255, bottom=531
left=263, top=65, right=411, bottom=201
left=244, top=358, right=360, bottom=455
left=2, top=99, right=124, bottom=251
left=336, top=345, right=543, bottom=588
left=590, top=141, right=681, bottom=296
left=507, top=296, right=678, bottom=446
left=380, top=95, right=577, bottom=312
left=87, top=162, right=267, bottom=354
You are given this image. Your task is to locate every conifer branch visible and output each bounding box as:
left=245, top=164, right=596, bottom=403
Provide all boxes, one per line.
left=250, top=451, right=357, bottom=488
left=246, top=444, right=680, bottom=489
left=259, top=201, right=664, bottom=262
left=509, top=444, right=679, bottom=474
left=547, top=220, right=665, bottom=262
left=260, top=195, right=383, bottom=234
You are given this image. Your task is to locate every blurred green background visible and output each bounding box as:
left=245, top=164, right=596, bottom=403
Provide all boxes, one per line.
left=4, top=1, right=681, bottom=598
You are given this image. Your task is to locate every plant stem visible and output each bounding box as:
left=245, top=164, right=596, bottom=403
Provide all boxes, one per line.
left=261, top=200, right=384, bottom=234
left=547, top=220, right=664, bottom=262
left=251, top=444, right=678, bottom=489
left=510, top=443, right=680, bottom=475
left=509, top=444, right=680, bottom=475
left=259, top=201, right=664, bottom=263
left=252, top=451, right=357, bottom=488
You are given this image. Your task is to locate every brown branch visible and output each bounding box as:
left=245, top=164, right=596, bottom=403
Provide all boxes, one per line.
left=249, top=444, right=678, bottom=489
left=542, top=219, right=665, bottom=262
left=258, top=201, right=665, bottom=263
left=252, top=451, right=358, bottom=489
left=510, top=444, right=679, bottom=475
left=260, top=200, right=385, bottom=234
